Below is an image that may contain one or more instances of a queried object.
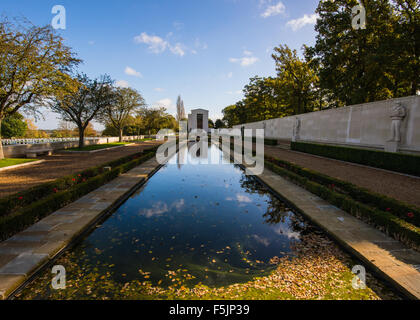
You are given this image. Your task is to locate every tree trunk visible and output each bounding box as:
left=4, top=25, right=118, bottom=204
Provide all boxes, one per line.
left=78, top=126, right=85, bottom=149
left=119, top=128, right=123, bottom=142
left=0, top=119, right=4, bottom=159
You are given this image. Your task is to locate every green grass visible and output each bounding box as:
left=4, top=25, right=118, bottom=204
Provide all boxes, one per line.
left=126, top=138, right=154, bottom=142
left=66, top=142, right=130, bottom=152
left=0, top=158, right=37, bottom=169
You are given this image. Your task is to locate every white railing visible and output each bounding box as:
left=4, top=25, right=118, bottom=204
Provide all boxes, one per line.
left=0, top=137, right=99, bottom=146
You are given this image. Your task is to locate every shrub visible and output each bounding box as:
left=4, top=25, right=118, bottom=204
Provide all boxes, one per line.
left=0, top=148, right=158, bottom=240
left=265, top=156, right=420, bottom=228
left=291, top=142, right=420, bottom=176
left=264, top=139, right=278, bottom=146
left=0, top=146, right=159, bottom=218
left=264, top=160, right=420, bottom=250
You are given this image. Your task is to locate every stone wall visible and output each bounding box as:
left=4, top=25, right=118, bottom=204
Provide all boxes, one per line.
left=233, top=95, right=420, bottom=154
left=3, top=136, right=148, bottom=158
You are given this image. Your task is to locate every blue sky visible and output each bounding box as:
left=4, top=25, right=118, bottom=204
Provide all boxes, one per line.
left=1, top=0, right=319, bottom=130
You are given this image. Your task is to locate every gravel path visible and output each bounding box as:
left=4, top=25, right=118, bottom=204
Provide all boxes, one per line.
left=264, top=146, right=420, bottom=208
left=0, top=142, right=161, bottom=198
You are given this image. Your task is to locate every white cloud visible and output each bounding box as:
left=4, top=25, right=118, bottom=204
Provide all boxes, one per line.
left=115, top=80, right=129, bottom=88
left=227, top=72, right=233, bottom=79
left=261, top=1, right=286, bottom=18
left=155, top=98, right=176, bottom=114
left=226, top=90, right=242, bottom=95
left=286, top=13, right=318, bottom=31
left=134, top=32, right=189, bottom=57
left=236, top=194, right=252, bottom=203
left=125, top=66, right=142, bottom=78
left=134, top=32, right=168, bottom=53
left=154, top=88, right=165, bottom=92
left=170, top=43, right=186, bottom=57
left=252, top=234, right=270, bottom=247
left=229, top=55, right=259, bottom=67
left=243, top=50, right=253, bottom=56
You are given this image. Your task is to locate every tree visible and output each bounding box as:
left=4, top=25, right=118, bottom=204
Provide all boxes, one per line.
left=1, top=112, right=27, bottom=138
left=307, top=0, right=419, bottom=105
left=24, top=119, right=49, bottom=138
left=214, top=119, right=226, bottom=129
left=208, top=119, right=214, bottom=129
left=50, top=120, right=77, bottom=138
left=139, top=107, right=177, bottom=135
left=0, top=18, right=80, bottom=158
left=176, top=95, right=186, bottom=121
left=101, top=87, right=146, bottom=142
left=51, top=74, right=115, bottom=148
left=83, top=122, right=98, bottom=137
left=272, top=45, right=319, bottom=115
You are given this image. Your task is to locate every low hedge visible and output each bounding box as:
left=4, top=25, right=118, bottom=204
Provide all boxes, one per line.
left=264, top=139, right=278, bottom=146
left=0, top=146, right=158, bottom=218
left=291, top=142, right=420, bottom=176
left=265, top=156, right=420, bottom=228
left=0, top=148, right=158, bottom=241
left=264, top=160, right=420, bottom=250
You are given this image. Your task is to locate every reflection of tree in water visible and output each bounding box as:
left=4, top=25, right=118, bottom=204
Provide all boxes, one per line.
left=238, top=173, right=266, bottom=196
left=263, top=197, right=288, bottom=225
left=239, top=173, right=319, bottom=238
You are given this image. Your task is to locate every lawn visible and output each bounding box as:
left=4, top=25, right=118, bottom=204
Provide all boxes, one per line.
left=128, top=138, right=154, bottom=142
left=65, top=142, right=130, bottom=152
left=0, top=158, right=37, bottom=169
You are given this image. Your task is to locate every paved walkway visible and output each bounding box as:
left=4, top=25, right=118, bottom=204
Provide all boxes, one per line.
left=0, top=141, right=161, bottom=199
left=264, top=146, right=420, bottom=208
left=0, top=156, right=163, bottom=299
left=258, top=167, right=420, bottom=299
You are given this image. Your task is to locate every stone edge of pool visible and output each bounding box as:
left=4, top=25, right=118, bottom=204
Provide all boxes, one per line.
left=0, top=153, right=168, bottom=300
left=1, top=143, right=419, bottom=300
left=256, top=167, right=420, bottom=300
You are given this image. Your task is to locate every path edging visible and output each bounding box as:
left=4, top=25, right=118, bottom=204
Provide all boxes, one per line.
left=64, top=143, right=135, bottom=154
left=0, top=160, right=45, bottom=173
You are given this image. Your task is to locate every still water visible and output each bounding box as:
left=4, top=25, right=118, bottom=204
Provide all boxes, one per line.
left=17, top=144, right=319, bottom=298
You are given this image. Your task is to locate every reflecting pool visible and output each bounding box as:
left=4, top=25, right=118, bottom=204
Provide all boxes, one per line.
left=16, top=144, right=374, bottom=299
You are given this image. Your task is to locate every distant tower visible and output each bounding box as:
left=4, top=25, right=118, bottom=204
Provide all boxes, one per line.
left=176, top=95, right=186, bottom=121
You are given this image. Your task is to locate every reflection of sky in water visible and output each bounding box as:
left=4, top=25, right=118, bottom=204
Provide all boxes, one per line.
left=22, top=145, right=313, bottom=291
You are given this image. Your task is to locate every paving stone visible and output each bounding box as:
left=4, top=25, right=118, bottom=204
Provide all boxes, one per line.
left=33, top=241, right=66, bottom=258
left=25, top=222, right=59, bottom=232
left=0, top=275, right=26, bottom=300
left=0, top=254, right=18, bottom=269
left=45, top=230, right=75, bottom=242
left=388, top=249, right=420, bottom=267
left=91, top=202, right=113, bottom=210
left=73, top=197, right=98, bottom=204
left=372, top=241, right=406, bottom=252
left=0, top=253, right=48, bottom=276
left=0, top=241, right=47, bottom=255
left=42, top=214, right=77, bottom=225
left=8, top=234, right=47, bottom=243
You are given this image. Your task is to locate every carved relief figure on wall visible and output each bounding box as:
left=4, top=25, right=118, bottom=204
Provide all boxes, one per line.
left=389, top=103, right=406, bottom=142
